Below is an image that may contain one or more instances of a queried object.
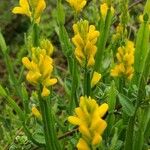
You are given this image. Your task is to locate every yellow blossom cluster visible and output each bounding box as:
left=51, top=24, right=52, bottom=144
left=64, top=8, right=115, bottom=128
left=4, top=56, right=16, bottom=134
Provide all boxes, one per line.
left=112, top=24, right=124, bottom=41
left=12, top=0, right=46, bottom=23
left=111, top=40, right=135, bottom=80
left=22, top=40, right=57, bottom=97
left=66, top=0, right=87, bottom=12
left=68, top=96, right=108, bottom=150
left=100, top=3, right=114, bottom=19
left=72, top=20, right=100, bottom=67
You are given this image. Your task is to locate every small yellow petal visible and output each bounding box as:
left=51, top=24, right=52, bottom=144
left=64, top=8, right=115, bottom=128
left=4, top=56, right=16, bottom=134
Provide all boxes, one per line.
left=42, top=78, right=57, bottom=87
left=99, top=103, right=109, bottom=117
left=67, top=0, right=87, bottom=12
left=40, top=39, right=54, bottom=56
left=12, top=0, right=31, bottom=17
left=34, top=0, right=46, bottom=22
left=75, top=107, right=85, bottom=118
left=87, top=56, right=95, bottom=67
left=77, top=138, right=90, bottom=150
left=92, top=133, right=102, bottom=145
left=41, top=86, right=50, bottom=97
left=32, top=106, right=42, bottom=119
left=97, top=119, right=107, bottom=135
left=100, top=3, right=108, bottom=18
left=22, top=57, right=31, bottom=70
left=68, top=116, right=81, bottom=125
left=111, top=66, right=120, bottom=77
left=26, top=71, right=41, bottom=85
left=79, top=125, right=91, bottom=138
left=91, top=71, right=102, bottom=88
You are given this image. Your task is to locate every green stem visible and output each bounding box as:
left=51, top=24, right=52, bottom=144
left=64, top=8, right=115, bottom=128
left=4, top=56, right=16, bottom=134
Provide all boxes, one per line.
left=38, top=86, right=60, bottom=150
left=119, top=77, right=125, bottom=94
left=133, top=106, right=150, bottom=150
left=32, top=23, right=39, bottom=47
left=124, top=115, right=135, bottom=150
left=69, top=58, right=78, bottom=113
left=84, top=67, right=91, bottom=96
left=94, top=8, right=113, bottom=72
left=23, top=123, right=45, bottom=147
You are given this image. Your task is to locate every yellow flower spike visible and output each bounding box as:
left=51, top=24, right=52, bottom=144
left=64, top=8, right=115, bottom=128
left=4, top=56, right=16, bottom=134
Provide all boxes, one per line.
left=91, top=71, right=102, bottom=88
left=12, top=0, right=31, bottom=17
left=111, top=40, right=135, bottom=80
left=77, top=138, right=90, bottom=150
left=100, top=3, right=114, bottom=18
left=68, top=96, right=108, bottom=149
left=41, top=86, right=50, bottom=97
left=32, top=106, right=42, bottom=119
left=12, top=0, right=46, bottom=23
left=23, top=46, right=57, bottom=97
left=66, top=0, right=87, bottom=13
left=72, top=20, right=99, bottom=67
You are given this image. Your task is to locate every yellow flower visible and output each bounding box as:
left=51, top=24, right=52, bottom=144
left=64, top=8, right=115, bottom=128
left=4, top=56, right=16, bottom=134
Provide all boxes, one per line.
left=72, top=20, right=100, bottom=67
left=12, top=0, right=31, bottom=17
left=112, top=24, right=124, bottom=41
left=22, top=48, right=57, bottom=97
left=91, top=71, right=102, bottom=88
left=32, top=106, right=42, bottom=119
left=100, top=3, right=114, bottom=18
left=30, top=0, right=46, bottom=23
left=40, top=39, right=54, bottom=56
left=111, top=40, right=135, bottom=80
left=68, top=96, right=108, bottom=149
left=66, top=0, right=87, bottom=12
left=12, top=0, right=46, bottom=23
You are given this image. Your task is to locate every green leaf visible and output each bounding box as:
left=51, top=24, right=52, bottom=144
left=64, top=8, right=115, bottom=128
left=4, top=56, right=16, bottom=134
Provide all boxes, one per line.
left=0, top=30, right=7, bottom=54
left=21, top=83, right=29, bottom=114
left=56, top=1, right=65, bottom=25
left=118, top=94, right=135, bottom=116
left=0, top=85, right=7, bottom=97
left=33, top=132, right=45, bottom=144
left=108, top=81, right=117, bottom=111
left=134, top=0, right=150, bottom=86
